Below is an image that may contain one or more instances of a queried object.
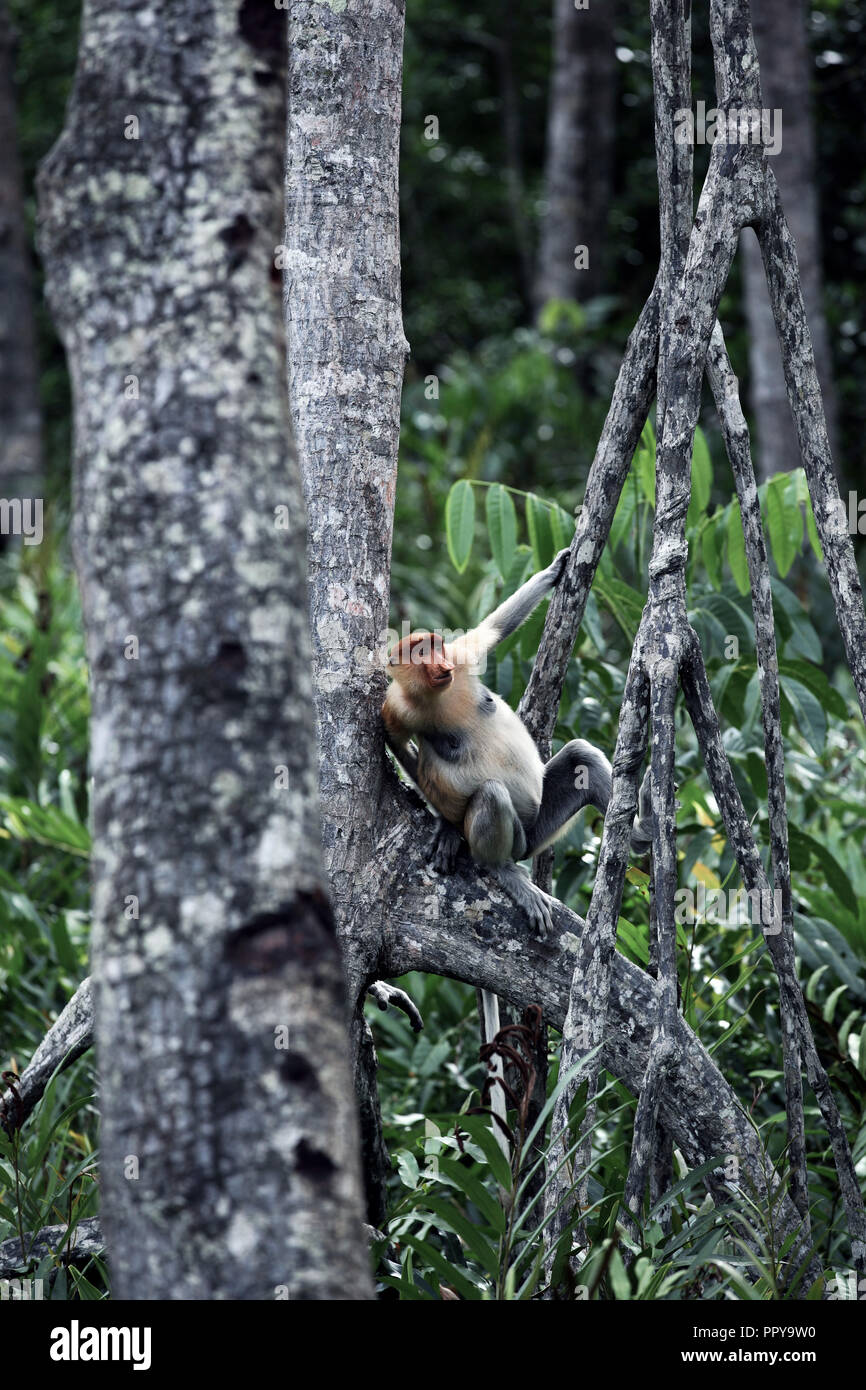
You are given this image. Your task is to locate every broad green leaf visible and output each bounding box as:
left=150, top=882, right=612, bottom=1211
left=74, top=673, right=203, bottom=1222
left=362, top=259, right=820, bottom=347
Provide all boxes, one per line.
left=771, top=579, right=822, bottom=662
left=726, top=502, right=750, bottom=595
left=485, top=485, right=517, bottom=580
left=686, top=427, right=712, bottom=528
left=446, top=480, right=475, bottom=573
left=778, top=659, right=848, bottom=720
left=637, top=417, right=657, bottom=506
left=765, top=474, right=801, bottom=577
left=788, top=828, right=856, bottom=914
left=457, top=1114, right=513, bottom=1193
left=780, top=674, right=826, bottom=753
left=550, top=503, right=575, bottom=553
left=701, top=514, right=723, bottom=591
left=526, top=494, right=555, bottom=570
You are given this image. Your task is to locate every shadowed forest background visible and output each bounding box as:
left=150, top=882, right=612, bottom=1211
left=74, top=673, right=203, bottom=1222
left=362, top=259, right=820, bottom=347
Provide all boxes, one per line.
left=1, top=0, right=866, bottom=1300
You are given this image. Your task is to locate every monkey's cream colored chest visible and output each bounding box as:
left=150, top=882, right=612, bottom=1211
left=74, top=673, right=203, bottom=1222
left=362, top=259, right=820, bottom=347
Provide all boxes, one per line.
left=421, top=689, right=543, bottom=822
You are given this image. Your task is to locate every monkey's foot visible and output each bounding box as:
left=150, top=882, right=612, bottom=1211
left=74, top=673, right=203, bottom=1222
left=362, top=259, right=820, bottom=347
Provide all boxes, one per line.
left=491, top=865, right=554, bottom=940
left=429, top=818, right=463, bottom=875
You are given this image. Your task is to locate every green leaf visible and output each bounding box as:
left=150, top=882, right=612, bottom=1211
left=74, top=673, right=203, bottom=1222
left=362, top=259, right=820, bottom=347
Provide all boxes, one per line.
left=0, top=796, right=90, bottom=857
left=823, top=984, right=848, bottom=1025
left=592, top=573, right=645, bottom=645
left=701, top=514, right=723, bottom=591
left=686, top=427, right=712, bottom=528
left=635, top=421, right=656, bottom=505
left=765, top=475, right=801, bottom=577
left=396, top=1151, right=420, bottom=1189
left=485, top=485, right=517, bottom=580
left=771, top=579, right=822, bottom=662
left=778, top=659, right=848, bottom=720
left=550, top=504, right=575, bottom=553
left=420, top=1196, right=500, bottom=1278
left=526, top=494, right=555, bottom=570
left=788, top=828, right=856, bottom=914
left=457, top=1114, right=513, bottom=1193
left=445, top=480, right=475, bottom=573
left=726, top=502, right=750, bottom=595
left=401, top=1234, right=480, bottom=1300
left=779, top=674, right=826, bottom=753
left=439, top=1156, right=506, bottom=1233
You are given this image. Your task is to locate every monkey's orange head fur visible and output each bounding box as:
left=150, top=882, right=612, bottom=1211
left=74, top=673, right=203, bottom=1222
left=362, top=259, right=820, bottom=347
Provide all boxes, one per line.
left=387, top=630, right=455, bottom=693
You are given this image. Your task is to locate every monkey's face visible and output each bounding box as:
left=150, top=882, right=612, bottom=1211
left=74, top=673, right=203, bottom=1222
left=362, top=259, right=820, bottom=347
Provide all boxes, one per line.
left=388, top=631, right=455, bottom=693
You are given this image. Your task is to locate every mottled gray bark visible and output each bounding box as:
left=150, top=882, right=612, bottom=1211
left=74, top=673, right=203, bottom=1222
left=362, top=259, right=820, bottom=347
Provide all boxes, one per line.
left=535, top=0, right=617, bottom=309
left=0, top=1, right=42, bottom=493
left=741, top=0, right=837, bottom=479
left=285, top=0, right=409, bottom=1226
left=0, top=1218, right=103, bottom=1278
left=37, top=0, right=371, bottom=1300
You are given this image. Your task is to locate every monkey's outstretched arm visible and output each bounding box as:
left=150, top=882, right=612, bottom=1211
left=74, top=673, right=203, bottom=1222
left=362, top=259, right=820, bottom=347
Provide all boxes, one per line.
left=450, top=547, right=570, bottom=666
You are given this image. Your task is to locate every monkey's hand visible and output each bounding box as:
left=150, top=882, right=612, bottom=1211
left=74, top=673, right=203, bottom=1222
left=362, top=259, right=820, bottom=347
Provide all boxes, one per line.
left=548, top=547, right=571, bottom=588
left=367, top=981, right=424, bottom=1032
left=429, top=817, right=464, bottom=875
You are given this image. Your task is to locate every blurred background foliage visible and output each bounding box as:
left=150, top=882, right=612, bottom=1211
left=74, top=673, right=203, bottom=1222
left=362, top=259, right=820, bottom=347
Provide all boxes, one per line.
left=1, top=0, right=865, bottom=1297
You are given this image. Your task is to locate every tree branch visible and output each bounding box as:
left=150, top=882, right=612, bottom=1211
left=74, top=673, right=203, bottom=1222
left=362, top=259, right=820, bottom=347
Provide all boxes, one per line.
left=1, top=978, right=93, bottom=1136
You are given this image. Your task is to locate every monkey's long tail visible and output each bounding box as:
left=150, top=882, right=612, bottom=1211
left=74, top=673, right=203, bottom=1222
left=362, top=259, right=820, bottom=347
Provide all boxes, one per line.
left=480, top=989, right=511, bottom=1162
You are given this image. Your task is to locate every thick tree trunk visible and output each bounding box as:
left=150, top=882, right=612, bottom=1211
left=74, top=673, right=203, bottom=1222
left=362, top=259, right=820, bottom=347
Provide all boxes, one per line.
left=37, top=0, right=371, bottom=1300
left=741, top=0, right=838, bottom=479
left=535, top=0, right=616, bottom=310
left=0, top=1, right=42, bottom=494
left=285, top=0, right=408, bottom=1220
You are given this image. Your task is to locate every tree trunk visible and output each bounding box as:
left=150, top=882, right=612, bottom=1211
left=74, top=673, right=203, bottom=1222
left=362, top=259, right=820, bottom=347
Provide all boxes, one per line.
left=285, top=0, right=409, bottom=1221
left=37, top=0, right=371, bottom=1300
left=535, top=0, right=616, bottom=311
left=741, top=0, right=838, bottom=479
left=0, top=1, right=42, bottom=494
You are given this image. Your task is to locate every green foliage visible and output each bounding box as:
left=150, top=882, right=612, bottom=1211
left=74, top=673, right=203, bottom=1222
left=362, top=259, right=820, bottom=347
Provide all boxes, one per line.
left=0, top=540, right=98, bottom=1291
left=381, top=392, right=866, bottom=1295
